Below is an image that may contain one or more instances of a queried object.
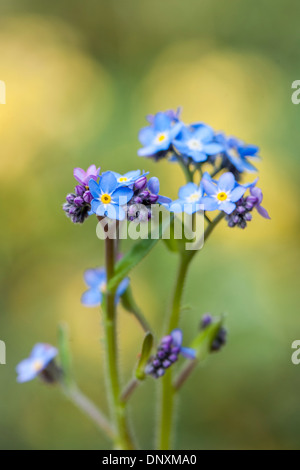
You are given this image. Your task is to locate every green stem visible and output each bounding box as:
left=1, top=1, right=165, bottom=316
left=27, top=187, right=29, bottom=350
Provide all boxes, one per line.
left=158, top=211, right=226, bottom=450
left=63, top=385, right=115, bottom=439
left=158, top=255, right=191, bottom=450
left=104, top=235, right=134, bottom=450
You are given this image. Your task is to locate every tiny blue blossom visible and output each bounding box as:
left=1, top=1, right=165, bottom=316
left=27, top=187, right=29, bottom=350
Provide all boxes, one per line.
left=138, top=111, right=183, bottom=158
left=216, top=133, right=259, bottom=173
left=169, top=182, right=203, bottom=214
left=81, top=267, right=129, bottom=307
left=111, top=170, right=148, bottom=187
left=174, top=123, right=223, bottom=163
left=16, top=344, right=58, bottom=383
left=89, top=171, right=134, bottom=220
left=201, top=172, right=247, bottom=214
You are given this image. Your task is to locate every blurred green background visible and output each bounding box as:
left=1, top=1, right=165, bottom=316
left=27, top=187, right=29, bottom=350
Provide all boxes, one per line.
left=0, top=0, right=299, bottom=450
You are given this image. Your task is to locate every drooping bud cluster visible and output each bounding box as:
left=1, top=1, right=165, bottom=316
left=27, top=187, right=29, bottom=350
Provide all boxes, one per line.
left=145, top=335, right=180, bottom=378
left=63, top=184, right=92, bottom=224
left=200, top=314, right=227, bottom=353
left=145, top=329, right=195, bottom=379
left=225, top=196, right=254, bottom=229
left=126, top=176, right=159, bottom=222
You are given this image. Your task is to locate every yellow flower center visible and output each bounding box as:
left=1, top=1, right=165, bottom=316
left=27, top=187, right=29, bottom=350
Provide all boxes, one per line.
left=118, top=177, right=128, bottom=183
left=85, top=185, right=89, bottom=190
left=217, top=191, right=228, bottom=201
left=187, top=192, right=200, bottom=203
left=156, top=132, right=167, bottom=144
left=100, top=193, right=112, bottom=204
left=100, top=281, right=107, bottom=293
left=33, top=360, right=44, bottom=372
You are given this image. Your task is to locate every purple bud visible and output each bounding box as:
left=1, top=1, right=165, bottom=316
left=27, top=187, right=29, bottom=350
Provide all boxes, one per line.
left=149, top=194, right=159, bottom=204
left=157, top=351, right=166, bottom=360
left=66, top=194, right=75, bottom=203
left=201, top=314, right=213, bottom=329
left=162, top=360, right=171, bottom=368
left=161, top=335, right=172, bottom=345
left=239, top=220, right=247, bottom=229
left=228, top=220, right=235, bottom=228
left=245, top=212, right=252, bottom=221
left=133, top=196, right=142, bottom=204
left=157, top=368, right=165, bottom=377
left=236, top=205, right=246, bottom=214
left=83, top=191, right=93, bottom=203
left=69, top=206, right=76, bottom=215
left=134, top=176, right=147, bottom=191
left=140, top=190, right=150, bottom=199
left=232, top=215, right=240, bottom=224
left=74, top=197, right=84, bottom=206
left=169, top=354, right=178, bottom=363
left=75, top=185, right=85, bottom=197
left=153, top=359, right=161, bottom=368
left=171, top=346, right=180, bottom=354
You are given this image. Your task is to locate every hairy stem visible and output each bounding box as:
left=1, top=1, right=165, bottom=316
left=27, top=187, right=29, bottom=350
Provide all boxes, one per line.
left=63, top=385, right=114, bottom=439
left=158, top=255, right=191, bottom=450
left=104, top=235, right=134, bottom=450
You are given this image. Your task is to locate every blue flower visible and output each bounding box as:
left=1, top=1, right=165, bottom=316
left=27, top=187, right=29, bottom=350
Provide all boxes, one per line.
left=89, top=171, right=134, bottom=220
left=16, top=344, right=58, bottom=383
left=81, top=267, right=129, bottom=307
left=169, top=182, right=203, bottom=214
left=145, top=329, right=196, bottom=379
left=111, top=170, right=147, bottom=187
left=138, top=111, right=183, bottom=158
left=201, top=172, right=247, bottom=214
left=174, top=123, right=223, bottom=163
left=216, top=133, right=259, bottom=173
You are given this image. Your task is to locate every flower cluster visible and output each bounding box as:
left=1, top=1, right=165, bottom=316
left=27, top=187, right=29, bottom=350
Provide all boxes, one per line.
left=145, top=329, right=195, bottom=379
left=226, top=185, right=270, bottom=229
left=138, top=110, right=260, bottom=177
left=127, top=176, right=171, bottom=222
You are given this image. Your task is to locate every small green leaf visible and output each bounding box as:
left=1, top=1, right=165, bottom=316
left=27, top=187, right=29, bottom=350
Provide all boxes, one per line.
left=108, top=216, right=171, bottom=292
left=190, top=318, right=223, bottom=361
left=135, top=332, right=154, bottom=381
left=58, top=323, right=74, bottom=389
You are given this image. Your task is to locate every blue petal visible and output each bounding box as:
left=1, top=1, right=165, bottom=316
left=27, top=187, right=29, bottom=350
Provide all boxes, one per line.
left=180, top=347, right=196, bottom=360
left=189, top=150, right=208, bottom=162
left=124, top=170, right=141, bottom=180
left=116, top=277, right=130, bottom=298
left=154, top=112, right=172, bottom=131
left=99, top=172, right=118, bottom=194
left=168, top=199, right=186, bottom=213
left=148, top=177, right=160, bottom=195
left=169, top=121, right=184, bottom=140
left=139, top=127, right=156, bottom=146
left=157, top=195, right=172, bottom=205
left=81, top=288, right=102, bottom=307
left=178, top=183, right=198, bottom=200
left=220, top=201, right=236, bottom=214
left=30, top=344, right=58, bottom=364
left=242, top=177, right=259, bottom=189
left=192, top=123, right=214, bottom=142
left=218, top=172, right=235, bottom=191
left=16, top=359, right=39, bottom=383
left=203, top=143, right=223, bottom=155
left=105, top=204, right=126, bottom=221
left=201, top=179, right=217, bottom=196
left=91, top=199, right=101, bottom=215
left=111, top=186, right=134, bottom=205
left=89, top=179, right=101, bottom=198
left=201, top=196, right=219, bottom=211
left=171, top=329, right=183, bottom=347
left=84, top=268, right=105, bottom=288
left=138, top=145, right=159, bottom=157
left=230, top=186, right=246, bottom=202
left=111, top=171, right=122, bottom=180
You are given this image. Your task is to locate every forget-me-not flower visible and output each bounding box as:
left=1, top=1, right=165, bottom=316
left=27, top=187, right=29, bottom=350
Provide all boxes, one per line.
left=169, top=182, right=203, bottom=214
left=16, top=344, right=58, bottom=383
left=138, top=111, right=183, bottom=158
left=216, top=133, right=259, bottom=173
left=81, top=267, right=129, bottom=307
left=201, top=172, right=247, bottom=214
left=174, top=123, right=223, bottom=163
left=89, top=171, right=134, bottom=220
left=74, top=165, right=100, bottom=186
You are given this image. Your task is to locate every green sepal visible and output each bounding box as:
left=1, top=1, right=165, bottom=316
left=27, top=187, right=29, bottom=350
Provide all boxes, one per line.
left=135, top=332, right=154, bottom=381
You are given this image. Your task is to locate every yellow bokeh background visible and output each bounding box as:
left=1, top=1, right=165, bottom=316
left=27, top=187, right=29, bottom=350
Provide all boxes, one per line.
left=0, top=2, right=300, bottom=449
